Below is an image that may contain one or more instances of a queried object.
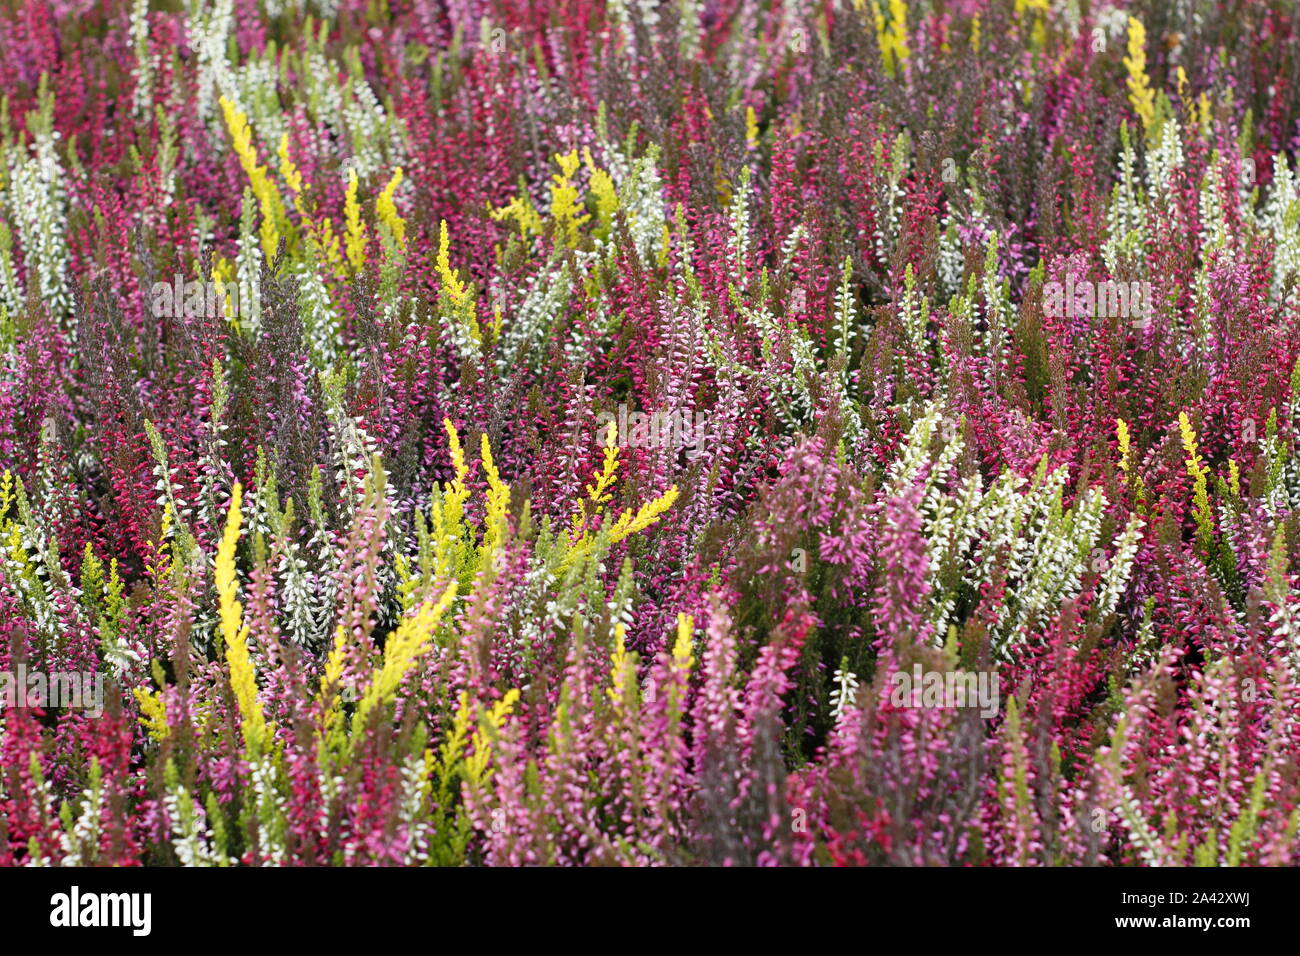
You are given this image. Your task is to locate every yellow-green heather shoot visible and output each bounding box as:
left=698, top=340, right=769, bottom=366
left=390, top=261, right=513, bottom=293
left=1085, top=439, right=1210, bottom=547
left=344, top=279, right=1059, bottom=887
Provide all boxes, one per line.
left=607, top=623, right=633, bottom=707
left=376, top=166, right=406, bottom=248
left=465, top=688, right=521, bottom=785
left=1178, top=411, right=1213, bottom=548
left=672, top=613, right=694, bottom=673
left=605, top=486, right=680, bottom=546
left=216, top=483, right=269, bottom=755
left=1124, top=17, right=1156, bottom=132
left=351, top=580, right=459, bottom=741
left=479, top=432, right=510, bottom=560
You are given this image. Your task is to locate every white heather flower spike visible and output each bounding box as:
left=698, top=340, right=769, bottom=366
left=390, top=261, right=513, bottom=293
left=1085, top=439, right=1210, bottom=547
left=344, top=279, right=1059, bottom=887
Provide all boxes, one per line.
left=830, top=664, right=860, bottom=722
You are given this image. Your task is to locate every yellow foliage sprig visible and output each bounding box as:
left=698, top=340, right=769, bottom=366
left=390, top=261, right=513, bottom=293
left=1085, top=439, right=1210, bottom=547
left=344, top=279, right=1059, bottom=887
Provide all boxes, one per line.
left=219, top=96, right=285, bottom=264
left=570, top=421, right=620, bottom=538
left=1116, top=417, right=1148, bottom=503
left=465, top=688, right=520, bottom=785
left=605, top=486, right=680, bottom=547
left=582, top=147, right=619, bottom=237
left=548, top=150, right=589, bottom=248
left=1117, top=417, right=1132, bottom=475
left=437, top=219, right=481, bottom=342
left=490, top=188, right=544, bottom=239
left=444, top=418, right=471, bottom=509
left=1124, top=17, right=1156, bottom=133
left=277, top=134, right=305, bottom=200
left=273, top=135, right=346, bottom=278
left=427, top=419, right=474, bottom=585
left=134, top=687, right=168, bottom=742
left=317, top=625, right=350, bottom=750
left=1177, top=412, right=1213, bottom=549
left=438, top=692, right=475, bottom=777
left=479, top=432, right=510, bottom=561
left=664, top=613, right=695, bottom=724
left=437, top=688, right=523, bottom=789
left=376, top=166, right=406, bottom=249
left=607, top=623, right=634, bottom=708
left=561, top=422, right=680, bottom=567
left=216, top=483, right=269, bottom=755
left=873, top=0, right=910, bottom=79
left=672, top=613, right=694, bottom=673
left=210, top=256, right=239, bottom=326
left=0, top=470, right=37, bottom=588
left=344, top=168, right=369, bottom=273
left=351, top=580, right=459, bottom=742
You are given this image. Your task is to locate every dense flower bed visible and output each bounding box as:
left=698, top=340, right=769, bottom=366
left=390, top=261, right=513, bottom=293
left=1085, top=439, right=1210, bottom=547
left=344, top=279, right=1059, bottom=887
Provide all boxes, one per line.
left=1, top=0, right=1299, bottom=866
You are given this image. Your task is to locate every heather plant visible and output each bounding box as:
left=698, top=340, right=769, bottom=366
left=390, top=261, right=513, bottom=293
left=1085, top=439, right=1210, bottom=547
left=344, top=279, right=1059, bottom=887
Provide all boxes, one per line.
left=1, top=0, right=1300, bottom=867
